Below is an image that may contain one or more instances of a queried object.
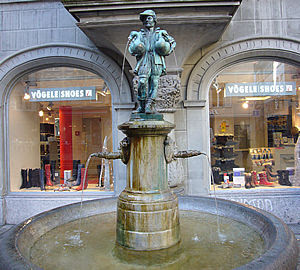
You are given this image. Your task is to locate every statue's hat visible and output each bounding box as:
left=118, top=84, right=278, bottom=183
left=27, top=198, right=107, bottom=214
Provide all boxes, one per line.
left=139, top=10, right=157, bottom=23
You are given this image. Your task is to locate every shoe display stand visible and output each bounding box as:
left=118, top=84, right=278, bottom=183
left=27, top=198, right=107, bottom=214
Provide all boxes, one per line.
left=267, top=115, right=291, bottom=147
left=212, top=134, right=238, bottom=172
left=249, top=147, right=274, bottom=171
left=211, top=134, right=239, bottom=186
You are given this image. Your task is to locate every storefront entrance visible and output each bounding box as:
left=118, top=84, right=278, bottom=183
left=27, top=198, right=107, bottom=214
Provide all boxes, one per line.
left=9, top=67, right=114, bottom=192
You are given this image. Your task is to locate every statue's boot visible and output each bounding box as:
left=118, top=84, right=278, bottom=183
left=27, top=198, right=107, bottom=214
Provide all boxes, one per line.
left=135, top=100, right=145, bottom=113
left=145, top=98, right=156, bottom=114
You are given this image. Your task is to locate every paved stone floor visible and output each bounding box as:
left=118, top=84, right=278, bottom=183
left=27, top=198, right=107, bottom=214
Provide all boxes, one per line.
left=288, top=223, right=300, bottom=269
left=0, top=223, right=300, bottom=268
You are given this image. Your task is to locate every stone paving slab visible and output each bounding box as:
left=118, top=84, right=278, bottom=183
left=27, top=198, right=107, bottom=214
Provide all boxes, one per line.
left=0, top=225, right=13, bottom=236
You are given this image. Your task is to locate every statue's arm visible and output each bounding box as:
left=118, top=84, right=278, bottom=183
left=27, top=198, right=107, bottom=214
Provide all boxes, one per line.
left=160, top=30, right=176, bottom=55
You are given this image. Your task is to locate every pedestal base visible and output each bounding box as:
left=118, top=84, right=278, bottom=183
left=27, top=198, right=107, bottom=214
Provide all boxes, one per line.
left=116, top=190, right=180, bottom=250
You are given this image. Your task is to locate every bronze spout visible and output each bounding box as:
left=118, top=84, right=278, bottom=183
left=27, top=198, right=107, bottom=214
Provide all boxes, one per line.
left=174, top=150, right=205, bottom=159
left=91, top=152, right=121, bottom=160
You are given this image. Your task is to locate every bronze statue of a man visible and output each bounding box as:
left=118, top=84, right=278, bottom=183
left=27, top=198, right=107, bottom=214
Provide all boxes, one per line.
left=128, top=10, right=176, bottom=114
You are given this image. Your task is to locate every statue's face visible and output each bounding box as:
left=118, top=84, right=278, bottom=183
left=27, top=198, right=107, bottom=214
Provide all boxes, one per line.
left=143, top=16, right=155, bottom=29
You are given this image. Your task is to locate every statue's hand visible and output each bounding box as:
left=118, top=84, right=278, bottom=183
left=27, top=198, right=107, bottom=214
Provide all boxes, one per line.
left=160, top=30, right=170, bottom=42
left=129, top=31, right=138, bottom=42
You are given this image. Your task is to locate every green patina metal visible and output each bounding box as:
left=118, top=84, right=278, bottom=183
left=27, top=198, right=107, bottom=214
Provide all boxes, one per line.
left=128, top=10, right=176, bottom=114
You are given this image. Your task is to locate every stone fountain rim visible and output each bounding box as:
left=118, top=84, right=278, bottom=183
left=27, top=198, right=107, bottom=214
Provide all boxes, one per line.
left=0, top=195, right=298, bottom=270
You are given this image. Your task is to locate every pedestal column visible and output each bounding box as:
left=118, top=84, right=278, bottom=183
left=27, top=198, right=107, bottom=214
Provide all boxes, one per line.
left=117, top=114, right=180, bottom=250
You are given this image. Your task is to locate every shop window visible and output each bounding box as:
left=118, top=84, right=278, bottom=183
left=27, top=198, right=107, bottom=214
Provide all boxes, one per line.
left=209, top=60, right=300, bottom=190
left=9, top=67, right=114, bottom=192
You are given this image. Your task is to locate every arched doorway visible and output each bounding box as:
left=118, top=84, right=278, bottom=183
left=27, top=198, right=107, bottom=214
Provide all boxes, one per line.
left=0, top=45, right=133, bottom=196
left=184, top=38, right=300, bottom=195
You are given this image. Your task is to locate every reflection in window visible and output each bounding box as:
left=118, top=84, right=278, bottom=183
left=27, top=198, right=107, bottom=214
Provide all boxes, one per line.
left=9, top=67, right=114, bottom=192
left=209, top=61, right=300, bottom=189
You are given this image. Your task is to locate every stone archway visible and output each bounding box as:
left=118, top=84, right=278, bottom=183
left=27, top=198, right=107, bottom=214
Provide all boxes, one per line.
left=0, top=44, right=132, bottom=104
left=183, top=37, right=300, bottom=196
left=187, top=37, right=300, bottom=102
left=0, top=44, right=134, bottom=200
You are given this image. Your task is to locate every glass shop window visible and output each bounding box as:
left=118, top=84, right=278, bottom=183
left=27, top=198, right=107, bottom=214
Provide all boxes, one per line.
left=9, top=67, right=114, bottom=192
left=209, top=60, right=300, bottom=190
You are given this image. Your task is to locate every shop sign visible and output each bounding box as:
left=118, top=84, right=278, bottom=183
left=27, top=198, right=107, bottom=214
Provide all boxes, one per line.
left=225, top=82, right=296, bottom=97
left=29, top=87, right=96, bottom=102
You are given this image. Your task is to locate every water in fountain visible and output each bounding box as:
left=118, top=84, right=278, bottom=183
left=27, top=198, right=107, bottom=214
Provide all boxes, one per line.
left=202, top=153, right=226, bottom=242
left=30, top=211, right=264, bottom=270
left=120, top=40, right=130, bottom=95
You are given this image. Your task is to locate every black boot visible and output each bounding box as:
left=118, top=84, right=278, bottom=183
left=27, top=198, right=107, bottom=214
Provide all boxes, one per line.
left=39, top=169, right=45, bottom=191
left=74, top=164, right=84, bottom=186
left=283, top=170, right=292, bottom=186
left=33, top=169, right=41, bottom=187
left=27, top=169, right=33, bottom=188
left=20, top=169, right=27, bottom=189
left=212, top=167, right=222, bottom=184
left=50, top=160, right=56, bottom=183
left=277, top=170, right=286, bottom=185
left=72, top=160, right=80, bottom=181
left=245, top=173, right=252, bottom=189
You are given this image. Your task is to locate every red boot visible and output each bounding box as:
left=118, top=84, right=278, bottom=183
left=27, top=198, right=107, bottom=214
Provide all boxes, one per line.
left=251, top=171, right=259, bottom=186
left=76, top=168, right=88, bottom=191
left=258, top=172, right=274, bottom=186
left=45, top=164, right=53, bottom=186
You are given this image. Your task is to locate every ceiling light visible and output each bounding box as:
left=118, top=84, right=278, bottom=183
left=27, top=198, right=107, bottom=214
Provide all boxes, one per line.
left=23, top=92, right=30, bottom=100
left=243, top=96, right=271, bottom=101
left=47, top=102, right=54, bottom=111
left=242, top=101, right=249, bottom=109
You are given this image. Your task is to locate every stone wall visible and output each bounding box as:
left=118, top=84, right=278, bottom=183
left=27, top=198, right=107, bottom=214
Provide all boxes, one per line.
left=180, top=0, right=300, bottom=198
left=0, top=1, right=96, bottom=61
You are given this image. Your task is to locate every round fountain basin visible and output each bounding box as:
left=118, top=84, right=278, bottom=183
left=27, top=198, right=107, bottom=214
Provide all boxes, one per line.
left=0, top=196, right=298, bottom=269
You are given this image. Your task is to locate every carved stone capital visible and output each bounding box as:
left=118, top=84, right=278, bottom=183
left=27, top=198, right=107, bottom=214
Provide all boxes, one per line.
left=133, top=75, right=181, bottom=112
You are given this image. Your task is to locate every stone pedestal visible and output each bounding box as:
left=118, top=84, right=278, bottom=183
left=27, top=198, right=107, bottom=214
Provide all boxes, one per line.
left=116, top=113, right=180, bottom=250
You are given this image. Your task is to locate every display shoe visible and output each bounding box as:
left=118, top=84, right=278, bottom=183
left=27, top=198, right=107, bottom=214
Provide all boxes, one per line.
left=72, top=160, right=80, bottom=181
left=26, top=169, right=33, bottom=188
left=212, top=167, right=222, bottom=185
left=283, top=170, right=292, bottom=186
left=31, top=169, right=40, bottom=187
left=277, top=170, right=285, bottom=185
left=45, top=164, right=53, bottom=186
left=245, top=173, right=253, bottom=189
left=264, top=164, right=277, bottom=181
left=251, top=171, right=259, bottom=186
left=265, top=170, right=277, bottom=182
left=74, top=164, right=84, bottom=186
left=39, top=169, right=45, bottom=191
left=76, top=168, right=88, bottom=191
left=20, top=169, right=27, bottom=189
left=258, top=172, right=274, bottom=186
left=50, top=160, right=56, bottom=183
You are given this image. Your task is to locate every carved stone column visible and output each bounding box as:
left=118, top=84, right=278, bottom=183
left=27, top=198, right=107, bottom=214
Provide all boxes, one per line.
left=133, top=75, right=184, bottom=189
left=116, top=114, right=180, bottom=250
